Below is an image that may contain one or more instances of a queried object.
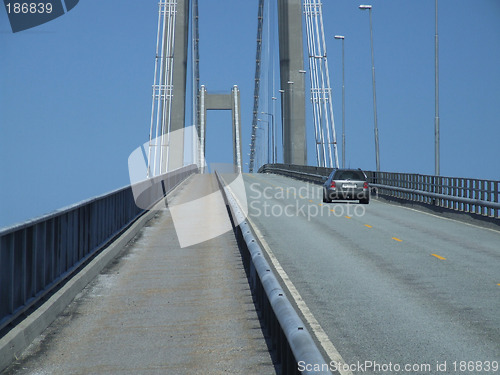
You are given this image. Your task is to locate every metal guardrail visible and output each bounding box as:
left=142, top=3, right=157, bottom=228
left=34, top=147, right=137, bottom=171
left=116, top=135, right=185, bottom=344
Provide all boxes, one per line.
left=216, top=171, right=332, bottom=375
left=259, top=163, right=500, bottom=220
left=366, top=171, right=500, bottom=218
left=259, top=166, right=326, bottom=184
left=0, top=165, right=197, bottom=333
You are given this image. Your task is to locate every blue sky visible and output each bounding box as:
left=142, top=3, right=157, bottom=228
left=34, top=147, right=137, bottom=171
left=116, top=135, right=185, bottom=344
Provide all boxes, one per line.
left=1, top=0, right=499, bottom=228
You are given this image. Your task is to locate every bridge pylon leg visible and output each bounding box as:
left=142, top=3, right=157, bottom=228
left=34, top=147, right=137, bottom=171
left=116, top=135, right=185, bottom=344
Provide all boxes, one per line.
left=169, top=0, right=190, bottom=171
left=277, top=0, right=307, bottom=165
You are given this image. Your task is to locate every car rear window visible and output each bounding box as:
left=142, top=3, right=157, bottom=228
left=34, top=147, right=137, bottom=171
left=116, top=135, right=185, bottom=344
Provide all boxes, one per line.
left=333, top=170, right=365, bottom=180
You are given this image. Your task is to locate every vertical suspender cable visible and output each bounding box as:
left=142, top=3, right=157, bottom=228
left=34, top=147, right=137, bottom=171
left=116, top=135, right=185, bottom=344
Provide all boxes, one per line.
left=303, top=0, right=339, bottom=168
left=148, top=0, right=177, bottom=177
left=148, top=3, right=164, bottom=177
left=162, top=0, right=177, bottom=174
left=249, top=0, right=265, bottom=172
left=191, top=0, right=200, bottom=167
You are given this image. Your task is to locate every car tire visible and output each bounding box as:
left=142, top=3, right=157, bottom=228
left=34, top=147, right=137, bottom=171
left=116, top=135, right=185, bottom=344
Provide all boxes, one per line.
left=360, top=198, right=369, bottom=204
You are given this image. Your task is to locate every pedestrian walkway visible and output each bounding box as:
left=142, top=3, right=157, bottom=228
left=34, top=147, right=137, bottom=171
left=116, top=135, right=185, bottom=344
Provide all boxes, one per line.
left=3, top=175, right=276, bottom=375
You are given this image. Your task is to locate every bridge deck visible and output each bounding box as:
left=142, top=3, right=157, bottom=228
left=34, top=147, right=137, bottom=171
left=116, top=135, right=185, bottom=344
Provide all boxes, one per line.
left=4, top=175, right=275, bottom=375
left=243, top=173, right=500, bottom=371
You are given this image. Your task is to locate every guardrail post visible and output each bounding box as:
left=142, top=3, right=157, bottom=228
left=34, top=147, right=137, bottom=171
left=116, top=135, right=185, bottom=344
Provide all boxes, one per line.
left=34, top=222, right=44, bottom=295
left=26, top=227, right=34, bottom=303
left=0, top=235, right=14, bottom=317
left=437, top=175, right=442, bottom=207
left=451, top=177, right=457, bottom=210
left=495, top=181, right=499, bottom=218
left=443, top=176, right=449, bottom=209
left=481, top=180, right=486, bottom=216
left=472, top=179, right=478, bottom=215
left=465, top=179, right=470, bottom=213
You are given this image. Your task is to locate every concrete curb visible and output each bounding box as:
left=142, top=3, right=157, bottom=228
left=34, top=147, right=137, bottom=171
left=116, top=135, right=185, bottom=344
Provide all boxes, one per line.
left=0, top=201, right=165, bottom=372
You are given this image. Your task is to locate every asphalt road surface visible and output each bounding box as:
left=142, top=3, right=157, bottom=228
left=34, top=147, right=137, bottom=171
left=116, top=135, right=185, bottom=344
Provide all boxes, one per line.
left=243, top=173, right=499, bottom=375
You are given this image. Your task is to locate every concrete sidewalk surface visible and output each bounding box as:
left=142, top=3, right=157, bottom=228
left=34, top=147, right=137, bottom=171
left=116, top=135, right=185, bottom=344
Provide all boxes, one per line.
left=2, top=175, right=276, bottom=374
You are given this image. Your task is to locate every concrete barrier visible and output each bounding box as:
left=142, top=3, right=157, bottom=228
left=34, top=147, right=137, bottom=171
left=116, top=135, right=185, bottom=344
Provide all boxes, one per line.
left=216, top=171, right=332, bottom=375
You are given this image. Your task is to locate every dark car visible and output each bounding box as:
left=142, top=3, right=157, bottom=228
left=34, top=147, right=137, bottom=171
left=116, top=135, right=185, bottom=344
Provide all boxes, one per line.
left=322, top=168, right=370, bottom=204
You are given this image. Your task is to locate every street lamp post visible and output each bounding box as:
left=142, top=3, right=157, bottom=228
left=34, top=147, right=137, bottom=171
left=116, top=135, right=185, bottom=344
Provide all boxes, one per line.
left=257, top=119, right=270, bottom=164
left=286, top=81, right=294, bottom=164
left=279, top=89, right=285, bottom=162
left=261, top=111, right=275, bottom=163
left=359, top=4, right=380, bottom=172
left=435, top=0, right=440, bottom=176
left=334, top=35, right=346, bottom=168
left=272, top=96, right=278, bottom=163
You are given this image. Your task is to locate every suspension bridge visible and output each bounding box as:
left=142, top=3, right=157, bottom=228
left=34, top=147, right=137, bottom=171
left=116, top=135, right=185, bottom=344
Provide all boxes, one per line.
left=146, top=0, right=339, bottom=176
left=1, top=1, right=499, bottom=374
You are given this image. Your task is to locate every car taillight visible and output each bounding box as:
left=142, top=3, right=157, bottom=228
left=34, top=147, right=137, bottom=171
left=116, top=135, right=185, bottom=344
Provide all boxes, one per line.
left=363, top=182, right=369, bottom=189
left=330, top=181, right=336, bottom=188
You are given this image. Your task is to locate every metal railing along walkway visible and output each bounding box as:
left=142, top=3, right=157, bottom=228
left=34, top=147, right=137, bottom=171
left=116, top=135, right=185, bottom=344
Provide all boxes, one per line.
left=0, top=165, right=197, bottom=333
left=2, top=172, right=277, bottom=374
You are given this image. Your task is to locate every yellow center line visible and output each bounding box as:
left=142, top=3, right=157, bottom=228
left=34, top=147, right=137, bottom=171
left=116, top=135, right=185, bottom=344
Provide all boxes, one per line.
left=431, top=253, right=446, bottom=260
left=345, top=216, right=352, bottom=219
left=364, top=224, right=372, bottom=228
left=392, top=237, right=403, bottom=242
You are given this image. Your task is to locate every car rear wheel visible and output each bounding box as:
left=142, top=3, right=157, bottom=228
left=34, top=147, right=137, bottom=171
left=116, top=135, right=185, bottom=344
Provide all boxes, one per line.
left=359, top=198, right=369, bottom=204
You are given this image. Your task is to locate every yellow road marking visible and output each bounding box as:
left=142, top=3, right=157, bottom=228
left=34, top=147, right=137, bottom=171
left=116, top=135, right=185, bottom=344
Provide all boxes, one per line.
left=364, top=224, right=372, bottom=228
left=431, top=253, right=446, bottom=260
left=345, top=216, right=352, bottom=219
left=392, top=237, right=403, bottom=242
